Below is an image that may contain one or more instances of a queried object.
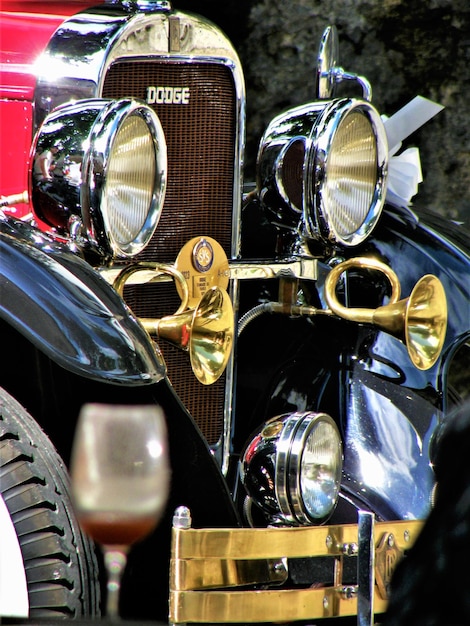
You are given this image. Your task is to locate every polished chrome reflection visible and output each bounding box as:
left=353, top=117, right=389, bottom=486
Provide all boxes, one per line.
left=257, top=98, right=388, bottom=247
left=30, top=98, right=166, bottom=260
left=241, top=412, right=343, bottom=525
left=316, top=25, right=372, bottom=101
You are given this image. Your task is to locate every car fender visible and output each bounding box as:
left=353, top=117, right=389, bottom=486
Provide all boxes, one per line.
left=0, top=219, right=165, bottom=385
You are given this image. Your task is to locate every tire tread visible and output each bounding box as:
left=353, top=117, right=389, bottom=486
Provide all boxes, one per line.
left=0, top=388, right=100, bottom=617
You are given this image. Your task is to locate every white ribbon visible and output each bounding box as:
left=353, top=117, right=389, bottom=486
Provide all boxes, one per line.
left=382, top=96, right=444, bottom=207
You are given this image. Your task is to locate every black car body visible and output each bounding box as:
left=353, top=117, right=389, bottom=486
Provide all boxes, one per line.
left=0, top=1, right=469, bottom=623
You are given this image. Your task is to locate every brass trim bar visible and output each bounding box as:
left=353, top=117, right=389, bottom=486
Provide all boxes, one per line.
left=171, top=557, right=288, bottom=591
left=170, top=586, right=357, bottom=622
left=228, top=258, right=318, bottom=281
left=99, top=257, right=319, bottom=286
left=170, top=586, right=391, bottom=622
left=172, top=520, right=422, bottom=560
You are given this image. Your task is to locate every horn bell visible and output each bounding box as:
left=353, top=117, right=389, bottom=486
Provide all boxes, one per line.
left=149, top=286, right=234, bottom=386
left=373, top=274, right=447, bottom=370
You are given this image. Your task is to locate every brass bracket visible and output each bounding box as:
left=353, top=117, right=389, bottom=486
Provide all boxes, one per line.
left=375, top=532, right=403, bottom=600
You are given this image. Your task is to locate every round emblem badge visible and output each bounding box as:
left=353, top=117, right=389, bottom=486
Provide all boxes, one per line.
left=192, top=238, right=214, bottom=272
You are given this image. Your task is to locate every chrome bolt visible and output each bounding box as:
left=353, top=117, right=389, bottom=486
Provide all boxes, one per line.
left=341, top=586, right=357, bottom=599
left=173, top=505, right=192, bottom=529
left=342, top=542, right=358, bottom=556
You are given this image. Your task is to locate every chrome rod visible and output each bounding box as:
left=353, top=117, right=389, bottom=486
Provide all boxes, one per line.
left=357, top=510, right=375, bottom=626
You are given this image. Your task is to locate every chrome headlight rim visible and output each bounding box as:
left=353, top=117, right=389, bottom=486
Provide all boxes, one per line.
left=83, top=98, right=167, bottom=258
left=304, top=98, right=388, bottom=247
left=30, top=97, right=167, bottom=260
left=275, top=411, right=343, bottom=525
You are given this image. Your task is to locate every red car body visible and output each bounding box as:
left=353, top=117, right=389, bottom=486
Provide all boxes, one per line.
left=0, top=2, right=100, bottom=215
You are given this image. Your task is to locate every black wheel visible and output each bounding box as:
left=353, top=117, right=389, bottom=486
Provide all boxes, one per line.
left=0, top=387, right=100, bottom=618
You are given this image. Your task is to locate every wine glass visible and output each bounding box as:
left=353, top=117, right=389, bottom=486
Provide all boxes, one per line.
left=70, top=403, right=170, bottom=619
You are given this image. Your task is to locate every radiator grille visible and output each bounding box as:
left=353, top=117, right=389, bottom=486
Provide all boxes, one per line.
left=102, top=60, right=237, bottom=445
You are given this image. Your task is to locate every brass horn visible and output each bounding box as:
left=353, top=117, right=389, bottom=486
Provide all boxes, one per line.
left=142, top=286, right=234, bottom=386
left=113, top=262, right=189, bottom=314
left=113, top=264, right=234, bottom=385
left=325, top=257, right=447, bottom=370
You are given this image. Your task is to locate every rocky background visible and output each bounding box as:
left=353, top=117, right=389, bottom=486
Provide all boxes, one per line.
left=179, top=0, right=470, bottom=227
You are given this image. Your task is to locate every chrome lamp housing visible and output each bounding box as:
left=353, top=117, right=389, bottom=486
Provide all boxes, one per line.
left=30, top=98, right=167, bottom=260
left=240, top=412, right=343, bottom=526
left=257, top=97, right=388, bottom=247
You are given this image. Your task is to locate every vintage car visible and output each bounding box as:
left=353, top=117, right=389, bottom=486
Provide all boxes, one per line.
left=1, top=0, right=469, bottom=623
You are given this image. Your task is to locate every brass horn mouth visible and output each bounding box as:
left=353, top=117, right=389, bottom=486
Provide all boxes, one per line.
left=403, top=274, right=447, bottom=370
left=149, top=286, right=234, bottom=386
left=325, top=257, right=447, bottom=370
left=188, top=287, right=234, bottom=385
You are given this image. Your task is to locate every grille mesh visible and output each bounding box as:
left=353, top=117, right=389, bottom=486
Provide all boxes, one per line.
left=102, top=60, right=236, bottom=444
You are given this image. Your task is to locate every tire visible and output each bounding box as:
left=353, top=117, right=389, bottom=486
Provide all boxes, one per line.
left=0, top=387, right=100, bottom=618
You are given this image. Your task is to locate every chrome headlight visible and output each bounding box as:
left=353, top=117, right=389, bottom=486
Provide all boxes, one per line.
left=240, top=412, right=343, bottom=525
left=30, top=98, right=167, bottom=259
left=257, top=98, right=388, bottom=247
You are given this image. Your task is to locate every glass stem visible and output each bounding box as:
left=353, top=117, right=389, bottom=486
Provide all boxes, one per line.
left=103, top=546, right=128, bottom=619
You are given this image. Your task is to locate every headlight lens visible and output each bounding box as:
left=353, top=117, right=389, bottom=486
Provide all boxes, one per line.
left=323, top=111, right=378, bottom=237
left=298, top=418, right=343, bottom=520
left=307, top=100, right=388, bottom=246
left=103, top=114, right=158, bottom=254
left=241, top=412, right=343, bottom=526
left=277, top=412, right=343, bottom=524
left=31, top=98, right=167, bottom=259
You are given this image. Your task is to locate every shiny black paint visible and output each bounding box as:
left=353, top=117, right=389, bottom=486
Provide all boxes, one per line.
left=0, top=213, right=165, bottom=384
left=235, top=200, right=470, bottom=521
